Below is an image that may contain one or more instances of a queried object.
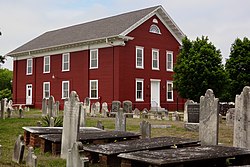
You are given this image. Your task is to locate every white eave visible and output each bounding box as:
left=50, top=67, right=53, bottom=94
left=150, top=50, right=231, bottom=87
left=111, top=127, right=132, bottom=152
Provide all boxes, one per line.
left=120, top=6, right=185, bottom=45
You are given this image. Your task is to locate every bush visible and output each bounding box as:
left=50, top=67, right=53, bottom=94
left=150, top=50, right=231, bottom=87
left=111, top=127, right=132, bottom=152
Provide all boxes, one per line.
left=41, top=115, right=63, bottom=127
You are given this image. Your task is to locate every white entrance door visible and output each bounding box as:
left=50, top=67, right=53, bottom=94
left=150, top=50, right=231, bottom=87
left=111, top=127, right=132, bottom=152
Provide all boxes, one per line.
left=26, top=84, right=32, bottom=105
left=151, top=80, right=160, bottom=107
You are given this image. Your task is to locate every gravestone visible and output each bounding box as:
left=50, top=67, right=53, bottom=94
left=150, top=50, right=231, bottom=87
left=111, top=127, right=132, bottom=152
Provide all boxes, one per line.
left=226, top=108, right=235, bottom=126
left=111, top=101, right=121, bottom=112
left=90, top=103, right=97, bottom=117
left=84, top=97, right=90, bottom=114
left=172, top=111, right=180, bottom=121
left=0, top=98, right=7, bottom=119
left=115, top=108, right=126, bottom=131
left=54, top=101, right=60, bottom=117
left=7, top=108, right=11, bottom=118
left=26, top=147, right=37, bottom=167
left=187, top=104, right=200, bottom=123
left=49, top=117, right=55, bottom=127
left=199, top=89, right=219, bottom=145
left=233, top=86, right=250, bottom=149
left=19, top=106, right=24, bottom=118
left=61, top=91, right=81, bottom=159
left=12, top=135, right=25, bottom=164
left=96, top=120, right=104, bottom=130
left=95, top=102, right=100, bottom=115
left=184, top=100, right=194, bottom=122
left=123, top=100, right=132, bottom=113
left=101, top=102, right=108, bottom=117
left=133, top=108, right=140, bottom=118
left=42, top=98, right=48, bottom=116
left=140, top=120, right=151, bottom=139
left=142, top=108, right=149, bottom=119
left=67, top=142, right=89, bottom=167
left=48, top=96, right=55, bottom=118
left=79, top=103, right=86, bottom=127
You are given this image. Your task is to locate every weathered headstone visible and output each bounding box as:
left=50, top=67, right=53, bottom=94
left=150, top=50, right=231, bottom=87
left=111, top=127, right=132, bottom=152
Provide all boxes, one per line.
left=79, top=103, right=86, bottom=127
left=172, top=111, right=180, bottom=121
left=48, top=96, right=55, bottom=118
left=142, top=108, right=148, bottom=119
left=111, top=101, right=121, bottom=112
left=95, top=102, right=100, bottom=115
left=26, top=147, right=37, bottom=167
left=233, top=86, right=250, bottom=148
left=12, top=135, right=25, bottom=164
left=199, top=89, right=219, bottom=145
left=226, top=108, right=235, bottom=126
left=84, top=97, right=90, bottom=114
left=101, top=102, right=108, bottom=117
left=19, top=105, right=24, bottom=118
left=96, top=120, right=104, bottom=130
left=187, top=104, right=200, bottom=123
left=67, top=142, right=89, bottom=167
left=49, top=117, right=55, bottom=127
left=54, top=101, right=60, bottom=117
left=0, top=98, right=7, bottom=119
left=140, top=120, right=151, bottom=139
left=61, top=91, right=81, bottom=159
left=90, top=103, right=97, bottom=117
left=7, top=108, right=11, bottom=118
left=133, top=108, right=140, bottom=118
left=42, top=98, right=48, bottom=116
left=184, top=100, right=194, bottom=122
left=115, top=108, right=126, bottom=131
left=123, top=100, right=132, bottom=113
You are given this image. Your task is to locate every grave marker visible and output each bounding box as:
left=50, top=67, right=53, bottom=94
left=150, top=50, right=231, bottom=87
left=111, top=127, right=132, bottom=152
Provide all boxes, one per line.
left=184, top=100, right=194, bottom=122
left=199, top=89, right=219, bottom=145
left=140, top=120, right=151, bottom=139
left=42, top=98, right=48, bottom=116
left=187, top=104, right=200, bottom=123
left=123, top=100, right=132, bottom=113
left=101, top=102, right=108, bottom=117
left=67, top=142, right=89, bottom=167
left=111, top=101, right=121, bottom=112
left=12, top=135, right=25, bottom=164
left=26, top=147, right=37, bottom=167
left=115, top=108, right=126, bottom=131
left=84, top=97, right=90, bottom=114
left=233, top=86, right=250, bottom=148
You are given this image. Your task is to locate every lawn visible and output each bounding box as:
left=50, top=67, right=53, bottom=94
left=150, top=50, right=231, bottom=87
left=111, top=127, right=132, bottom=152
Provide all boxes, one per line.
left=0, top=109, right=233, bottom=166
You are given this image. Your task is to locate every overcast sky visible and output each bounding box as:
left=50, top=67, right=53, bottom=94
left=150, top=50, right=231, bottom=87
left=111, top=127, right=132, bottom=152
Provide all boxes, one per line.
left=1, top=0, right=250, bottom=70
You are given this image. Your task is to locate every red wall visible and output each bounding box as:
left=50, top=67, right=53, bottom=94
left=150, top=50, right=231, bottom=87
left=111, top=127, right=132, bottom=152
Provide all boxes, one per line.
left=12, top=14, right=185, bottom=111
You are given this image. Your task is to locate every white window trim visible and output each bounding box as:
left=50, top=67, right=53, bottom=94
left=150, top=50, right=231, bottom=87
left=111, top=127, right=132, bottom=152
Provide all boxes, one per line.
left=43, top=56, right=50, bottom=73
left=62, top=53, right=70, bottom=72
left=89, top=80, right=99, bottom=99
left=167, top=81, right=174, bottom=101
left=62, top=81, right=70, bottom=99
left=43, top=82, right=50, bottom=99
left=166, top=51, right=173, bottom=72
left=136, top=79, right=144, bottom=101
left=26, top=58, right=33, bottom=75
left=152, top=49, right=159, bottom=70
left=149, top=24, right=161, bottom=34
left=136, top=46, right=144, bottom=69
left=90, top=49, right=98, bottom=69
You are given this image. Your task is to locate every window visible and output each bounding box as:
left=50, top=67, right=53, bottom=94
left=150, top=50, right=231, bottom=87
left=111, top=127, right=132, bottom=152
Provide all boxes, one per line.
left=43, top=56, right=50, bottom=73
left=90, top=49, right=98, bottom=69
left=62, top=53, right=70, bottom=71
left=136, top=79, right=144, bottom=101
left=166, top=51, right=173, bottom=71
left=136, top=46, right=144, bottom=69
left=62, top=81, right=69, bottom=99
left=26, top=58, right=33, bottom=75
left=43, top=82, right=50, bottom=99
left=167, top=81, right=173, bottom=101
left=90, top=80, right=98, bottom=99
left=149, top=24, right=161, bottom=34
left=152, top=49, right=159, bottom=70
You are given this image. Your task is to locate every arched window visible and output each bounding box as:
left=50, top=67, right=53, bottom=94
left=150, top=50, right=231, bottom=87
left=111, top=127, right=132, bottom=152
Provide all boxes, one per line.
left=149, top=24, right=161, bottom=34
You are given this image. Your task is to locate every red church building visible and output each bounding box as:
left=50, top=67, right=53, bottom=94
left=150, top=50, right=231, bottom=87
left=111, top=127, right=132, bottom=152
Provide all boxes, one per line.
left=8, top=5, right=185, bottom=111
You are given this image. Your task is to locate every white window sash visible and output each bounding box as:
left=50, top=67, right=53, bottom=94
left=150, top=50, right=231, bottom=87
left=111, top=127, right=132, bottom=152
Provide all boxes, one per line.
left=167, top=81, right=174, bottom=101
left=136, top=46, right=144, bottom=69
left=152, top=49, right=159, bottom=70
left=89, top=80, right=98, bottom=99
left=43, top=82, right=50, bottom=98
left=90, top=49, right=98, bottom=69
left=26, top=58, right=33, bottom=75
left=62, top=81, right=69, bottom=99
left=62, top=53, right=70, bottom=71
left=43, top=56, right=50, bottom=73
left=166, top=51, right=173, bottom=71
left=136, top=79, right=144, bottom=101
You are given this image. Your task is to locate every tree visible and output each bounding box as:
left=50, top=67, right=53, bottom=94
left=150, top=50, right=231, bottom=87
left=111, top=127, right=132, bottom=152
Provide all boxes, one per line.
left=173, top=36, right=228, bottom=102
left=0, top=68, right=13, bottom=99
left=225, top=37, right=250, bottom=101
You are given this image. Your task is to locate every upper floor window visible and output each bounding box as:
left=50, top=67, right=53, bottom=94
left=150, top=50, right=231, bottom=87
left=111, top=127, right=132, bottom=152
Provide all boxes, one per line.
left=62, top=53, right=70, bottom=71
left=136, top=79, right=144, bottom=101
left=167, top=81, right=174, bottom=101
left=90, top=49, right=98, bottom=69
left=90, top=80, right=98, bottom=99
left=149, top=24, right=161, bottom=34
left=43, top=82, right=50, bottom=99
left=62, top=81, right=69, bottom=99
left=26, top=58, right=33, bottom=75
left=43, top=56, right=50, bottom=73
left=166, top=51, right=173, bottom=71
left=152, top=49, right=159, bottom=70
left=136, top=46, right=144, bottom=69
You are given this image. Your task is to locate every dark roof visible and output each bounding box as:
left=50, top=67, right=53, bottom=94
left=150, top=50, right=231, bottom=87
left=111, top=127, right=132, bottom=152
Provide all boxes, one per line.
left=9, top=6, right=160, bottom=55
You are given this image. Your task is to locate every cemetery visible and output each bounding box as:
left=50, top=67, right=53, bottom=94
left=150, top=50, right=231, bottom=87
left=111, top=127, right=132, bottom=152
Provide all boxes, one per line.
left=0, top=87, right=249, bottom=166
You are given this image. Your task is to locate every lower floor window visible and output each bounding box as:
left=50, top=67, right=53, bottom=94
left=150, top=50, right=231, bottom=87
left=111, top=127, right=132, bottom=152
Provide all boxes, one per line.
left=167, top=81, right=173, bottom=101
left=136, top=79, right=144, bottom=101
left=90, top=80, right=98, bottom=99
left=43, top=82, right=50, bottom=98
left=62, top=81, right=69, bottom=99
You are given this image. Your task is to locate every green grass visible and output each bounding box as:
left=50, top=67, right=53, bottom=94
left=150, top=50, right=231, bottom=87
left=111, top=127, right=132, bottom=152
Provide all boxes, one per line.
left=0, top=109, right=233, bottom=166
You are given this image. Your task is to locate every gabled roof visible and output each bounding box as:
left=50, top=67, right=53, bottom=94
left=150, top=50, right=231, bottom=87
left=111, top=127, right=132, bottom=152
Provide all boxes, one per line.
left=8, top=5, right=184, bottom=57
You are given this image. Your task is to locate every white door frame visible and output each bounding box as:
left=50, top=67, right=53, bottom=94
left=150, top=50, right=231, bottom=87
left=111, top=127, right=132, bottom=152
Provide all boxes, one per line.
left=150, top=79, right=160, bottom=107
left=26, top=84, right=32, bottom=105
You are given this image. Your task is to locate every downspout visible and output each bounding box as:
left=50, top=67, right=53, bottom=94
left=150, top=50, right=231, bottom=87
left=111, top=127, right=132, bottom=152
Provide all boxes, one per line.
left=87, top=44, right=90, bottom=99
left=34, top=57, right=36, bottom=107
left=15, top=57, right=18, bottom=103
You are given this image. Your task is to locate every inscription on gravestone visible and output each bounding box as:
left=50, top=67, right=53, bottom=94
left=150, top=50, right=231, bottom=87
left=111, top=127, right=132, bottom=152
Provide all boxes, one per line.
left=187, top=104, right=200, bottom=123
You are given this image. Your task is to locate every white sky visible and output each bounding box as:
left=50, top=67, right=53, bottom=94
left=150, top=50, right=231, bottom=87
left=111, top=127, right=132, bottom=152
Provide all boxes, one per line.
left=1, top=0, right=250, bottom=70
